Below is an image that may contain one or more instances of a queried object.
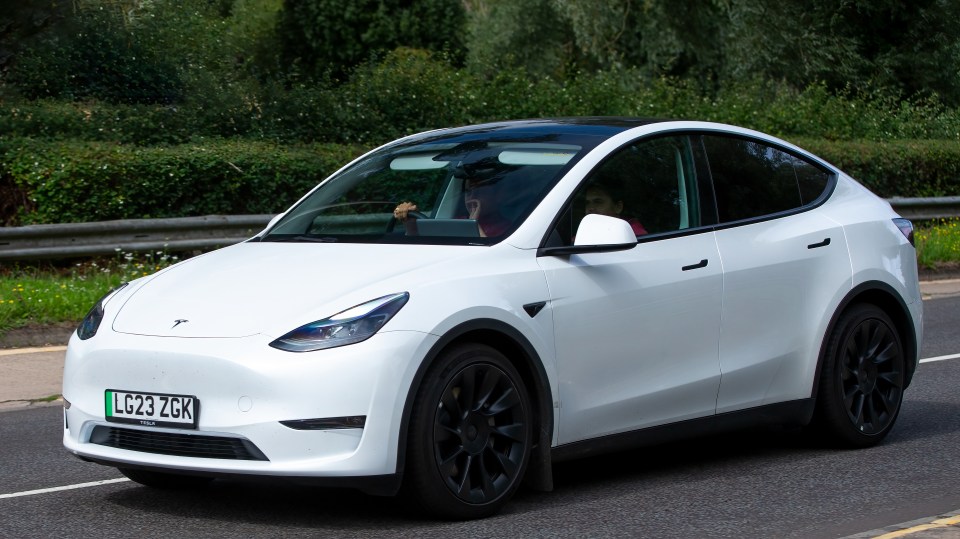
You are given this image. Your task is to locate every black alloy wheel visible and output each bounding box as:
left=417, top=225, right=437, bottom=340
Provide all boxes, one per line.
left=405, top=343, right=532, bottom=519
left=814, top=303, right=905, bottom=447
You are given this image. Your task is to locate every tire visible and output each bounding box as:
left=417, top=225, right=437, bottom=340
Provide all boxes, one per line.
left=403, top=343, right=533, bottom=519
left=119, top=468, right=214, bottom=489
left=813, top=303, right=906, bottom=448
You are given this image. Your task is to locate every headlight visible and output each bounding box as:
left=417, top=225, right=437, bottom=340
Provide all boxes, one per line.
left=77, top=283, right=128, bottom=340
left=269, top=292, right=410, bottom=352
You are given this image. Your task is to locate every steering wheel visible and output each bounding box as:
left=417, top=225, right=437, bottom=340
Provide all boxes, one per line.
left=386, top=204, right=428, bottom=234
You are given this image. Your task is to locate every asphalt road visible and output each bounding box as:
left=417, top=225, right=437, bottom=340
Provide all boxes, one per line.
left=1, top=295, right=959, bottom=539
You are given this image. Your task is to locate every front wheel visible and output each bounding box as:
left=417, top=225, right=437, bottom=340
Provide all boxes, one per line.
left=813, top=303, right=905, bottom=447
left=404, top=343, right=533, bottom=519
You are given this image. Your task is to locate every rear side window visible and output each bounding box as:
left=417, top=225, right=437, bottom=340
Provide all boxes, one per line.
left=795, top=157, right=831, bottom=205
left=702, top=135, right=831, bottom=223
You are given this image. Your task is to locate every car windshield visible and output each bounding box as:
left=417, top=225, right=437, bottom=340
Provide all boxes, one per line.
left=262, top=131, right=589, bottom=245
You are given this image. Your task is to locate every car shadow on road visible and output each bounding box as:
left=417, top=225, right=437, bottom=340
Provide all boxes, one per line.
left=532, top=397, right=960, bottom=503
left=104, top=481, right=443, bottom=532
left=97, top=426, right=809, bottom=530
left=546, top=425, right=819, bottom=490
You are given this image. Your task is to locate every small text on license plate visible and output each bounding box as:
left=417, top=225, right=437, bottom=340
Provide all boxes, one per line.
left=105, top=390, right=199, bottom=428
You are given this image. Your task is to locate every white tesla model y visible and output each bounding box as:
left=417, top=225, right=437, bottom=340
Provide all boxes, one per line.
left=63, top=119, right=922, bottom=519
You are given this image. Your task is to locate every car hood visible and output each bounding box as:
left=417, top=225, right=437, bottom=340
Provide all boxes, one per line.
left=111, top=242, right=473, bottom=338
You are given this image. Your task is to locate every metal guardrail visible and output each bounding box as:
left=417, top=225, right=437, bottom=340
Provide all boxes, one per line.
left=1, top=197, right=958, bottom=261
left=0, top=215, right=273, bottom=261
left=885, top=196, right=960, bottom=221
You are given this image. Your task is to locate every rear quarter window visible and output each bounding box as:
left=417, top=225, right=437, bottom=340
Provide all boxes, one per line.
left=702, top=134, right=831, bottom=223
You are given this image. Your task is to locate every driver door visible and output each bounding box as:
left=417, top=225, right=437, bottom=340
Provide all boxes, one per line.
left=538, top=135, right=723, bottom=444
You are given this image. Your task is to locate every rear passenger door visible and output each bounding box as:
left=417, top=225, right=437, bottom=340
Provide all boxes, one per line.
left=702, top=134, right=852, bottom=413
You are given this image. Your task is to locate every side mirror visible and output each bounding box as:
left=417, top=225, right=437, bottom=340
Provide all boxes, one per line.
left=574, top=214, right=638, bottom=246
left=538, top=214, right=637, bottom=257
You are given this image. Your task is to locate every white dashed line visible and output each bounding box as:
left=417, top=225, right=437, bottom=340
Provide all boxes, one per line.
left=919, top=353, right=960, bottom=364
left=0, top=478, right=130, bottom=500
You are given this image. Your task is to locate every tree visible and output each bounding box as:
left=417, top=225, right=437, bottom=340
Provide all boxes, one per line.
left=722, top=0, right=960, bottom=104
left=277, top=0, right=467, bottom=80
left=553, top=0, right=724, bottom=85
left=6, top=6, right=184, bottom=104
left=463, top=0, right=575, bottom=78
left=840, top=0, right=960, bottom=104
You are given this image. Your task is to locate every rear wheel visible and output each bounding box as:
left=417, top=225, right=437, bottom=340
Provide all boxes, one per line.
left=404, top=343, right=533, bottom=519
left=813, top=303, right=905, bottom=447
left=119, top=468, right=214, bottom=489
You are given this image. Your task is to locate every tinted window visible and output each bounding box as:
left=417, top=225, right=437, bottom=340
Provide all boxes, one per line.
left=795, top=157, right=831, bottom=205
left=703, top=135, right=832, bottom=222
left=702, top=135, right=800, bottom=222
left=548, top=135, right=704, bottom=246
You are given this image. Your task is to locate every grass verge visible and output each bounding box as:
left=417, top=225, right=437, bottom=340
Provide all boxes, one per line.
left=0, top=250, right=179, bottom=334
left=916, top=218, right=960, bottom=269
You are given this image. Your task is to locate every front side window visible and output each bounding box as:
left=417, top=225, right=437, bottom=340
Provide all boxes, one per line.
left=548, top=135, right=705, bottom=246
left=263, top=135, right=588, bottom=245
left=702, top=135, right=832, bottom=223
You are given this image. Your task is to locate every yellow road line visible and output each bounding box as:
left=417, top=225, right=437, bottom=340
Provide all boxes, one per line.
left=0, top=346, right=67, bottom=357
left=873, top=514, right=960, bottom=538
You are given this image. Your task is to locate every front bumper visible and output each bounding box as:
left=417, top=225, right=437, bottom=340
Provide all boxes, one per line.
left=62, top=329, right=436, bottom=488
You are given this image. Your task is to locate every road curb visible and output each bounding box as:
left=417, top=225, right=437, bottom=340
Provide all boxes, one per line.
left=921, top=278, right=960, bottom=300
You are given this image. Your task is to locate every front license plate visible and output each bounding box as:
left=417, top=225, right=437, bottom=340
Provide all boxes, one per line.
left=105, top=390, right=199, bottom=429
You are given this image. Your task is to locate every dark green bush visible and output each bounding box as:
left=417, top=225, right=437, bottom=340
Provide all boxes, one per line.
left=333, top=48, right=475, bottom=141
left=5, top=55, right=960, bottom=146
left=8, top=10, right=183, bottom=105
left=3, top=48, right=960, bottom=227
left=0, top=100, right=195, bottom=145
left=277, top=0, right=466, bottom=80
left=793, top=138, right=960, bottom=198
left=1, top=138, right=366, bottom=225
left=2, top=134, right=957, bottom=227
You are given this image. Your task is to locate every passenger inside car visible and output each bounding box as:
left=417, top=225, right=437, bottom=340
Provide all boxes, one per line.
left=583, top=181, right=647, bottom=236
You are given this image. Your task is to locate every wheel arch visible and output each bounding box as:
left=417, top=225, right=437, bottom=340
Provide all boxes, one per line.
left=813, top=281, right=920, bottom=404
left=395, top=319, right=555, bottom=492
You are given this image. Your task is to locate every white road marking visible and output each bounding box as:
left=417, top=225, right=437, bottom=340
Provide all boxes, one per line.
left=920, top=353, right=960, bottom=364
left=0, top=478, right=130, bottom=500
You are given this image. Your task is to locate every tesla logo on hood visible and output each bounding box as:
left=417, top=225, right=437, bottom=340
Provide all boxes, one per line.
left=171, top=319, right=189, bottom=329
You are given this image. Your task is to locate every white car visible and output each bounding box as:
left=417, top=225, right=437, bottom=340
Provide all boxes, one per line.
left=63, top=119, right=922, bottom=519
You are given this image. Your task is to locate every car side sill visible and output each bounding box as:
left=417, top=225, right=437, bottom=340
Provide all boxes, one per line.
left=551, top=399, right=816, bottom=463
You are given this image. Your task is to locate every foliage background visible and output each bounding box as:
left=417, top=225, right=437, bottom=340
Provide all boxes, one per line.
left=1, top=0, right=959, bottom=226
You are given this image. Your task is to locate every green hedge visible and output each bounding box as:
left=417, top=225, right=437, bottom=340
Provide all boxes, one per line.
left=793, top=138, right=960, bottom=198
left=5, top=51, right=960, bottom=147
left=1, top=139, right=366, bottom=225
left=2, top=135, right=958, bottom=226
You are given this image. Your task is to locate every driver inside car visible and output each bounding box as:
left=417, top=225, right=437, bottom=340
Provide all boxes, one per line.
left=393, top=172, right=512, bottom=238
